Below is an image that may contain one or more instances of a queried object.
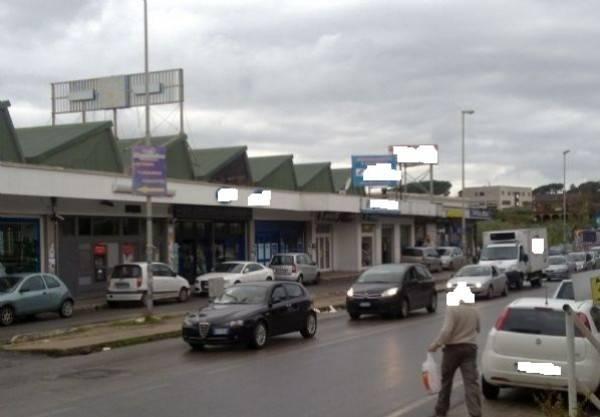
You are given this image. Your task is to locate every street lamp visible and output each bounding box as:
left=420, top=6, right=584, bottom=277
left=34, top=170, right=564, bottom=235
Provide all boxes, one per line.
left=563, top=150, right=570, bottom=247
left=461, top=110, right=475, bottom=256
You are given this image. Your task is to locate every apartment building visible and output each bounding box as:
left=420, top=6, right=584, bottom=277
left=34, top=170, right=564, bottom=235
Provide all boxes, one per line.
left=461, top=185, right=533, bottom=210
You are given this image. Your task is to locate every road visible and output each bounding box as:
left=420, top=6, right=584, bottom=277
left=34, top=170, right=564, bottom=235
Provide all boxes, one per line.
left=0, top=280, right=554, bottom=417
left=0, top=272, right=453, bottom=342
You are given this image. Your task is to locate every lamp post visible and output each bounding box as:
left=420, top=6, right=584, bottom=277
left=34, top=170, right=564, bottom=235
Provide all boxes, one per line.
left=563, top=149, right=570, bottom=248
left=461, top=110, right=475, bottom=256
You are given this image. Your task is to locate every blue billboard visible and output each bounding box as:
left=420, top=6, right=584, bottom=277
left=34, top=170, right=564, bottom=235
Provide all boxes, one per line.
left=351, top=155, right=400, bottom=187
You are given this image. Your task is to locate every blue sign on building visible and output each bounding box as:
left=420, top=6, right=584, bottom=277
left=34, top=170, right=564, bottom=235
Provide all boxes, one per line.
left=351, top=155, right=400, bottom=187
left=469, top=208, right=491, bottom=219
left=132, top=145, right=167, bottom=196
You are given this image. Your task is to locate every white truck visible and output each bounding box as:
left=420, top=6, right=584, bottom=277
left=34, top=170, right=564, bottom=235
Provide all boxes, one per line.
left=478, top=228, right=548, bottom=289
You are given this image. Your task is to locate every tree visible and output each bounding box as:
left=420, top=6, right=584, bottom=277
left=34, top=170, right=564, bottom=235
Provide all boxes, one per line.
left=402, top=180, right=452, bottom=196
left=532, top=183, right=564, bottom=195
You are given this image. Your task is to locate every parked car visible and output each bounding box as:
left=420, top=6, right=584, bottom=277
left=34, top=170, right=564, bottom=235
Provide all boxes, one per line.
left=588, top=246, right=600, bottom=269
left=194, top=261, right=274, bottom=295
left=269, top=253, right=320, bottom=284
left=543, top=255, right=573, bottom=281
left=446, top=264, right=508, bottom=299
left=106, top=262, right=190, bottom=306
left=0, top=262, right=5, bottom=276
left=401, top=247, right=443, bottom=273
left=552, top=279, right=574, bottom=300
left=436, top=246, right=466, bottom=270
left=567, top=252, right=592, bottom=272
left=345, top=263, right=437, bottom=320
left=587, top=250, right=600, bottom=269
left=182, top=281, right=317, bottom=350
left=481, top=297, right=600, bottom=399
left=0, top=273, right=74, bottom=326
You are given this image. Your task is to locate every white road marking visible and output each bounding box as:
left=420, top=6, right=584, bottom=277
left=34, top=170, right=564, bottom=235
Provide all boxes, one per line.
left=382, top=382, right=464, bottom=417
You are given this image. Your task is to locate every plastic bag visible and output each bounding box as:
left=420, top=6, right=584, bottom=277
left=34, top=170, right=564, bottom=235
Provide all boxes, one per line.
left=422, top=353, right=441, bottom=395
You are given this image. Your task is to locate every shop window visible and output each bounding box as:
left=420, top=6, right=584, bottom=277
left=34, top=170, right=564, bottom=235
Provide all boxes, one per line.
left=93, top=218, right=120, bottom=236
left=62, top=217, right=76, bottom=236
left=361, top=236, right=374, bottom=267
left=78, top=217, right=91, bottom=236
left=229, top=223, right=243, bottom=236
left=362, top=224, right=375, bottom=234
left=123, top=218, right=140, bottom=236
left=0, top=218, right=41, bottom=273
left=214, top=222, right=227, bottom=239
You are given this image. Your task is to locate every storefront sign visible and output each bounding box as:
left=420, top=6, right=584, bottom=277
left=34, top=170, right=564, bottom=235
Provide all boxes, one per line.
left=132, top=145, right=167, bottom=196
left=447, top=208, right=464, bottom=218
left=390, top=144, right=439, bottom=165
left=93, top=243, right=107, bottom=256
left=469, top=208, right=491, bottom=219
left=248, top=190, right=271, bottom=207
left=368, top=199, right=400, bottom=211
left=216, top=187, right=239, bottom=204
left=351, top=155, right=400, bottom=187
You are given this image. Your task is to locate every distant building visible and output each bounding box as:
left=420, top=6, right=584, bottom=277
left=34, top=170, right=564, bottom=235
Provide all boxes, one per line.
left=460, top=186, right=533, bottom=210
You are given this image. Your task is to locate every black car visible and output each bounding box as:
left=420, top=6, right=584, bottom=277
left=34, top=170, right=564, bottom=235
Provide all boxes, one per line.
left=346, top=263, right=437, bottom=320
left=182, top=281, right=317, bottom=350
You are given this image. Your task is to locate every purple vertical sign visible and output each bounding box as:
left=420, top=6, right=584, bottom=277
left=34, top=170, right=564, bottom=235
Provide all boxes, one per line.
left=132, top=145, right=167, bottom=196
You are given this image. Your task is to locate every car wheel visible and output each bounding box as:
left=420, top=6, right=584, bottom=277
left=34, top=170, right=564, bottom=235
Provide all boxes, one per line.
left=349, top=312, right=361, bottom=320
left=297, top=275, right=304, bottom=284
left=0, top=305, right=15, bottom=326
left=426, top=292, right=437, bottom=313
left=59, top=299, right=74, bottom=318
left=178, top=288, right=189, bottom=303
left=516, top=274, right=524, bottom=290
left=482, top=376, right=500, bottom=400
left=234, top=280, right=241, bottom=285
left=398, top=297, right=410, bottom=318
left=300, top=312, right=317, bottom=338
left=266, top=276, right=273, bottom=281
left=189, top=342, right=205, bottom=351
left=249, top=321, right=268, bottom=349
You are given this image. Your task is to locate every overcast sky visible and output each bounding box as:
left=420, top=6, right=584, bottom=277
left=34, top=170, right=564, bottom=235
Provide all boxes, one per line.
left=1, top=0, right=598, bottom=193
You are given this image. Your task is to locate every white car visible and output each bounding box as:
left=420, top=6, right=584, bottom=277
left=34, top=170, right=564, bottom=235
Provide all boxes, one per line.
left=446, top=264, right=508, bottom=299
left=436, top=246, right=466, bottom=270
left=106, top=262, right=191, bottom=305
left=194, top=261, right=274, bottom=295
left=481, top=297, right=600, bottom=399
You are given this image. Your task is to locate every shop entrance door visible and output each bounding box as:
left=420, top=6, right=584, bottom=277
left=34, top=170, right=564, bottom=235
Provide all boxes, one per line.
left=316, top=234, right=332, bottom=271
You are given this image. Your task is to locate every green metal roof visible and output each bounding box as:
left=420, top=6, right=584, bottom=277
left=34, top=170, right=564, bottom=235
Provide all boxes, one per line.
left=16, top=121, right=111, bottom=160
left=248, top=154, right=293, bottom=182
left=0, top=101, right=24, bottom=163
left=332, top=168, right=352, bottom=191
left=190, top=146, right=248, bottom=180
left=294, top=162, right=334, bottom=192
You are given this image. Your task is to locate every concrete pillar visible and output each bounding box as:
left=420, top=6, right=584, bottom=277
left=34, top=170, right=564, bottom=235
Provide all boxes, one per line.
left=393, top=223, right=402, bottom=263
left=375, top=222, right=383, bottom=266
left=44, top=216, right=56, bottom=274
left=247, top=216, right=256, bottom=261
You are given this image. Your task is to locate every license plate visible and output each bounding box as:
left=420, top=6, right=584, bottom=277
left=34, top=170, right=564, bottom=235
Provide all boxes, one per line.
left=359, top=302, right=371, bottom=308
left=115, top=282, right=129, bottom=289
left=212, top=328, right=229, bottom=336
left=516, top=361, right=562, bottom=376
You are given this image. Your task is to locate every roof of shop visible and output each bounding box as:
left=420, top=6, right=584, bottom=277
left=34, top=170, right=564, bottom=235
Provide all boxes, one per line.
left=190, top=146, right=248, bottom=179
left=248, top=154, right=293, bottom=182
left=16, top=121, right=111, bottom=160
left=332, top=168, right=352, bottom=191
left=294, top=162, right=334, bottom=192
left=0, top=101, right=25, bottom=163
left=118, top=134, right=187, bottom=171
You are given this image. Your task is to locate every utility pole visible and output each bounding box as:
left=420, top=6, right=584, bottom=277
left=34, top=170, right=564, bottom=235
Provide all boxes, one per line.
left=143, top=0, right=154, bottom=318
left=563, top=150, right=570, bottom=248
left=461, top=110, right=475, bottom=256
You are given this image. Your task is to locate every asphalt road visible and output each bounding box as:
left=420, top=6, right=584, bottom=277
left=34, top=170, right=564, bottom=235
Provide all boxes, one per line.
left=0, top=280, right=555, bottom=417
left=0, top=272, right=453, bottom=342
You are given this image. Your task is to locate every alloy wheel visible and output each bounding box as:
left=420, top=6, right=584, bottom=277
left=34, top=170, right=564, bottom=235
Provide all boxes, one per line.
left=60, top=300, right=73, bottom=318
left=254, top=322, right=267, bottom=347
left=1, top=306, right=14, bottom=326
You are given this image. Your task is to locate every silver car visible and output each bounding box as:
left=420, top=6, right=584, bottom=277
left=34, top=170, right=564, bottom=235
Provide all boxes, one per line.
left=269, top=253, right=320, bottom=285
left=543, top=255, right=573, bottom=281
left=446, top=264, right=508, bottom=299
left=401, top=247, right=443, bottom=273
left=436, top=246, right=466, bottom=270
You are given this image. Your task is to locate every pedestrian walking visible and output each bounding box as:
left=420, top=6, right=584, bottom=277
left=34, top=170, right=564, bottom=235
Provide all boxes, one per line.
left=428, top=297, right=482, bottom=417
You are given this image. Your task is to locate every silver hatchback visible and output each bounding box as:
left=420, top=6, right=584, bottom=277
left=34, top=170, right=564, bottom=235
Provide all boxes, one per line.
left=269, top=253, right=320, bottom=285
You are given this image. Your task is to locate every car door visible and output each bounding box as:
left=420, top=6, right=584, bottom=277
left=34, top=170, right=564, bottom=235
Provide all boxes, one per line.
left=42, top=274, right=64, bottom=310
left=151, top=264, right=172, bottom=299
left=491, top=267, right=503, bottom=295
left=267, top=285, right=292, bottom=335
left=14, top=275, right=48, bottom=315
left=301, top=254, right=317, bottom=282
left=283, top=283, right=308, bottom=330
left=249, top=263, right=268, bottom=281
left=402, top=267, right=421, bottom=309
left=414, top=265, right=433, bottom=308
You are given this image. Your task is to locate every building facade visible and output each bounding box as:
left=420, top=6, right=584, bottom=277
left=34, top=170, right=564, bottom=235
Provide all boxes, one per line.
left=461, top=185, right=533, bottom=210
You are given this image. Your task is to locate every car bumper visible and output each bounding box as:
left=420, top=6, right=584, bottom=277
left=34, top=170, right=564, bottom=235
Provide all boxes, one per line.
left=106, top=292, right=144, bottom=302
left=182, top=324, right=253, bottom=345
left=273, top=273, right=299, bottom=281
left=482, top=350, right=600, bottom=393
left=544, top=271, right=569, bottom=280
left=346, top=296, right=398, bottom=316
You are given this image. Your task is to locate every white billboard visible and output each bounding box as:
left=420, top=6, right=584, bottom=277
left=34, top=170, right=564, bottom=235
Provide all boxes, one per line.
left=390, top=145, right=439, bottom=165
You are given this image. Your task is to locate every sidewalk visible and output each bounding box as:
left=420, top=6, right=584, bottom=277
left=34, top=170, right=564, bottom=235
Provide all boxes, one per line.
left=447, top=399, right=543, bottom=417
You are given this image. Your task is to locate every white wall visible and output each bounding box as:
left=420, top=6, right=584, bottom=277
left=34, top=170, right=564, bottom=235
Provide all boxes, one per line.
left=333, top=221, right=360, bottom=271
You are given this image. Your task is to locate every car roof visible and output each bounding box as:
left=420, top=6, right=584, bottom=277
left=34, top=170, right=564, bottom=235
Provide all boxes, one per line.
left=236, top=281, right=295, bottom=288
left=273, top=253, right=305, bottom=256
left=509, top=297, right=592, bottom=311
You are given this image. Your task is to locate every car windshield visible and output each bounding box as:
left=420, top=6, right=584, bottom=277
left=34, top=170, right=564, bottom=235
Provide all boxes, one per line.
left=213, top=286, right=267, bottom=305
left=436, top=248, right=450, bottom=256
left=568, top=253, right=586, bottom=262
left=548, top=256, right=567, bottom=265
left=0, top=276, right=23, bottom=292
left=554, top=282, right=574, bottom=300
left=357, top=266, right=406, bottom=283
left=214, top=263, right=244, bottom=273
left=455, top=266, right=491, bottom=277
left=480, top=246, right=517, bottom=261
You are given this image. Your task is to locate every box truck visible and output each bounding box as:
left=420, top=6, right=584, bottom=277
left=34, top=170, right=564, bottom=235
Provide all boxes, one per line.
left=479, top=228, right=548, bottom=289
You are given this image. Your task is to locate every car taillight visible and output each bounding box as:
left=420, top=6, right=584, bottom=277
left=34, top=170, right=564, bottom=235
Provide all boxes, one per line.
left=576, top=312, right=591, bottom=332
left=495, top=307, right=511, bottom=330
left=137, top=276, right=143, bottom=288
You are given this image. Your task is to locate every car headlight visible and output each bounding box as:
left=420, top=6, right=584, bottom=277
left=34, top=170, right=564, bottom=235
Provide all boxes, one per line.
left=475, top=282, right=482, bottom=288
left=347, top=287, right=354, bottom=297
left=183, top=314, right=197, bottom=326
left=382, top=287, right=399, bottom=297
left=229, top=320, right=244, bottom=327
left=446, top=282, right=454, bottom=288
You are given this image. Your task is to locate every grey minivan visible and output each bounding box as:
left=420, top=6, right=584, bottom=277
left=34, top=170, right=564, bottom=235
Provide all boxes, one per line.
left=401, top=247, right=443, bottom=273
left=269, top=253, right=320, bottom=285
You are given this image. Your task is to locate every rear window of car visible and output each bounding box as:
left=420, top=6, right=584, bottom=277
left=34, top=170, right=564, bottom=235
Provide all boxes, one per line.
left=555, top=282, right=574, bottom=300
left=402, top=248, right=421, bottom=257
left=111, top=265, right=142, bottom=279
left=270, top=255, right=294, bottom=266
left=503, top=307, right=583, bottom=337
